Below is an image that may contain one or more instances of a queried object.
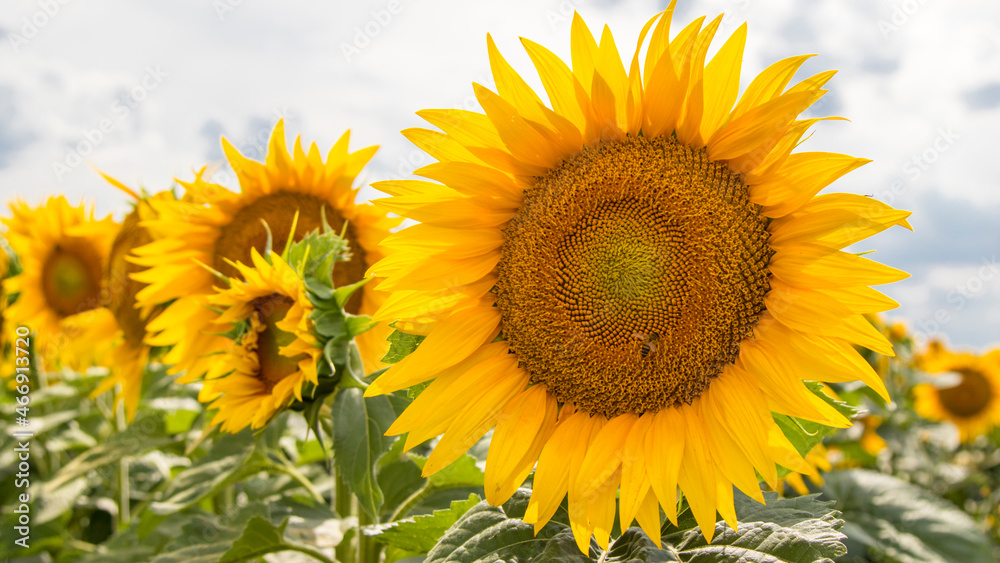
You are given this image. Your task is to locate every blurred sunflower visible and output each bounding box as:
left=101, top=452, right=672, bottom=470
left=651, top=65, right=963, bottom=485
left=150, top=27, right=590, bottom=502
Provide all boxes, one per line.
left=89, top=173, right=171, bottom=421
left=131, top=120, right=398, bottom=385
left=199, top=249, right=321, bottom=432
left=2, top=196, right=119, bottom=369
left=914, top=341, right=1000, bottom=442
left=366, top=2, right=910, bottom=550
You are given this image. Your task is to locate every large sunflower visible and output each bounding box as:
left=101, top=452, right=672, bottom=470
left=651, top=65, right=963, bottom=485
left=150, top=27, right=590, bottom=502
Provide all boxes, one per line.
left=2, top=196, right=119, bottom=369
left=366, top=3, right=910, bottom=550
left=89, top=174, right=170, bottom=421
left=914, top=341, right=1000, bottom=442
left=131, top=120, right=399, bottom=384
left=199, top=249, right=322, bottom=433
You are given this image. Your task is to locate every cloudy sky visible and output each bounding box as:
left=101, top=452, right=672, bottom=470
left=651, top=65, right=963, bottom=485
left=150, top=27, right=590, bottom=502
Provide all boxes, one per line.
left=1, top=0, right=998, bottom=351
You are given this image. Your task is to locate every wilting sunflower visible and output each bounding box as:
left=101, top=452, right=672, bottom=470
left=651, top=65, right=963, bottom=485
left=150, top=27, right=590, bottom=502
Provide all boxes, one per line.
left=89, top=173, right=170, bottom=421
left=131, top=120, right=398, bottom=385
left=366, top=2, right=910, bottom=550
left=2, top=197, right=119, bottom=369
left=914, top=341, right=1000, bottom=442
left=199, top=249, right=321, bottom=433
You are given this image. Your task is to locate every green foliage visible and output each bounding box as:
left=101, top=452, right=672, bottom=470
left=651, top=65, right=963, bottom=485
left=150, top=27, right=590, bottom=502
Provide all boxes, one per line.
left=773, top=381, right=862, bottom=460
left=369, top=493, right=481, bottom=553
left=332, top=388, right=396, bottom=518
left=420, top=489, right=847, bottom=563
left=823, top=469, right=994, bottom=563
left=382, top=328, right=427, bottom=364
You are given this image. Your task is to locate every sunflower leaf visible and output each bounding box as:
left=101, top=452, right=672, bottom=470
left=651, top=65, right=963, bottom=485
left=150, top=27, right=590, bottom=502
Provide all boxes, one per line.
left=410, top=454, right=485, bottom=490
left=150, top=430, right=266, bottom=515
left=603, top=528, right=679, bottom=562
left=332, top=387, right=396, bottom=519
left=671, top=491, right=847, bottom=562
left=367, top=493, right=481, bottom=553
left=423, top=489, right=572, bottom=563
left=821, top=469, right=994, bottom=563
left=382, top=328, right=427, bottom=364
left=773, top=381, right=861, bottom=459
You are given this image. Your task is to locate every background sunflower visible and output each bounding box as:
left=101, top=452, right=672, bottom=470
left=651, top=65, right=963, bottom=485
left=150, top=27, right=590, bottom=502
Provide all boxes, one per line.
left=87, top=174, right=172, bottom=422
left=1, top=196, right=119, bottom=370
left=914, top=341, right=1000, bottom=442
left=130, top=120, right=399, bottom=386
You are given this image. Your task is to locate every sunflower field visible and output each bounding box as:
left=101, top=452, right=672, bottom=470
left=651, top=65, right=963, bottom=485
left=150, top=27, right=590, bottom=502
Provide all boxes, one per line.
left=2, top=3, right=999, bottom=562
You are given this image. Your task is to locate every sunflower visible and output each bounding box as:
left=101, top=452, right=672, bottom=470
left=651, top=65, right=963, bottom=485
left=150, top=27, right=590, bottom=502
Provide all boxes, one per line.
left=914, top=341, right=1000, bottom=442
left=366, top=3, right=910, bottom=550
left=198, top=249, right=321, bottom=433
left=131, top=120, right=399, bottom=385
left=89, top=173, right=171, bottom=422
left=2, top=196, right=119, bottom=369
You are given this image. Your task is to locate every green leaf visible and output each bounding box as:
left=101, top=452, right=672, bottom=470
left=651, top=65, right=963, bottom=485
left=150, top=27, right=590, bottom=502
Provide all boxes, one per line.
left=45, top=413, right=174, bottom=490
left=603, top=528, right=678, bottom=562
left=219, top=516, right=288, bottom=562
left=411, top=454, right=485, bottom=489
left=333, top=387, right=396, bottom=518
left=663, top=491, right=848, bottom=563
left=382, top=329, right=427, bottom=364
left=424, top=490, right=570, bottom=563
left=150, top=431, right=264, bottom=515
left=534, top=529, right=600, bottom=562
left=773, top=382, right=861, bottom=460
left=822, top=469, right=994, bottom=563
left=333, top=278, right=370, bottom=309
left=371, top=493, right=482, bottom=553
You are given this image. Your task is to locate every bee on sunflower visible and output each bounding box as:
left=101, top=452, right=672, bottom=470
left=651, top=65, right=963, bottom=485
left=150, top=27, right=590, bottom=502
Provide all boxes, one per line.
left=365, top=1, right=910, bottom=551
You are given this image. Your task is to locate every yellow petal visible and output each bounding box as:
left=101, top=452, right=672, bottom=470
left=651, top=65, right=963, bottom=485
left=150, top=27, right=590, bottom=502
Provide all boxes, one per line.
left=484, top=384, right=558, bottom=505
left=365, top=303, right=501, bottom=396
left=700, top=23, right=747, bottom=142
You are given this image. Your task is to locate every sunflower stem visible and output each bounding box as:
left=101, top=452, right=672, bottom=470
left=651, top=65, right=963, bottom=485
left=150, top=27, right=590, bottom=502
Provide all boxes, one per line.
left=115, top=387, right=130, bottom=529
left=334, top=472, right=356, bottom=563
left=358, top=506, right=379, bottom=563
left=389, top=482, right=434, bottom=522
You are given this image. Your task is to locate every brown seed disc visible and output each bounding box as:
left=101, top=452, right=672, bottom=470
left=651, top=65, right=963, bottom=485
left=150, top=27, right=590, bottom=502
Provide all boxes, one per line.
left=213, top=191, right=367, bottom=312
left=42, top=239, right=104, bottom=318
left=495, top=134, right=773, bottom=418
left=249, top=293, right=306, bottom=392
left=938, top=369, right=993, bottom=418
left=106, top=209, right=156, bottom=345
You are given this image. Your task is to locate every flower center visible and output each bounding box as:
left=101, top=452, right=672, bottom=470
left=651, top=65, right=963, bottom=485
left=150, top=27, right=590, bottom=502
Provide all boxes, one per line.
left=495, top=135, right=772, bottom=418
left=213, top=192, right=366, bottom=312
left=42, top=241, right=103, bottom=317
left=106, top=209, right=156, bottom=345
left=248, top=293, right=305, bottom=391
left=937, top=369, right=993, bottom=418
